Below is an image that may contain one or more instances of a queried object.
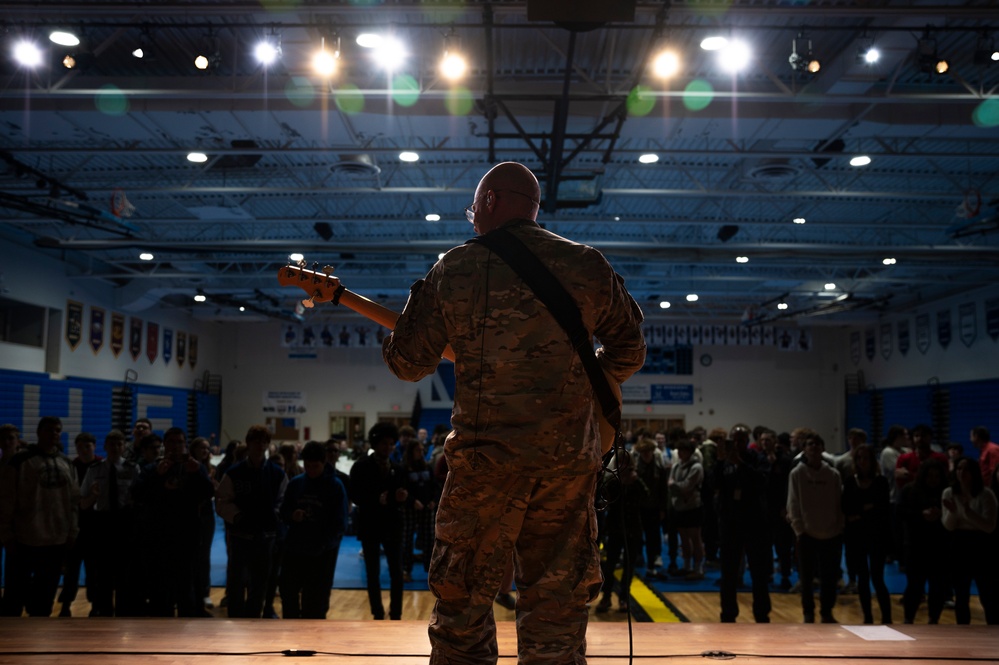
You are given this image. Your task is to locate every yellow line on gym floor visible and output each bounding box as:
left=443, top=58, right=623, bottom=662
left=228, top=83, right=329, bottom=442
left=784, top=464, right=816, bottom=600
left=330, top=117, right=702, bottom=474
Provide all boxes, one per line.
left=614, top=569, right=682, bottom=622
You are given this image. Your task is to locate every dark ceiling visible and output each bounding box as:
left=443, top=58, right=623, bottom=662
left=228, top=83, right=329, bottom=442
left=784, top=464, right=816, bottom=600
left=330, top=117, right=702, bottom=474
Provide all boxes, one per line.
left=2, top=1, right=998, bottom=326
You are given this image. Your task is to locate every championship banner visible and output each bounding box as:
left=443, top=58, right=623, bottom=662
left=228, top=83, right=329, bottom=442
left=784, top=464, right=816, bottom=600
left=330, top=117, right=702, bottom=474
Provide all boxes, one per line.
left=850, top=331, right=861, bottom=365
left=321, top=325, right=334, bottom=347
left=89, top=306, right=105, bottom=355
left=865, top=327, right=875, bottom=361
left=129, top=316, right=143, bottom=361
left=66, top=300, right=83, bottom=351
left=189, top=334, right=198, bottom=368
left=726, top=324, right=737, bottom=346
left=958, top=302, right=977, bottom=347
left=146, top=322, right=159, bottom=364
left=880, top=323, right=892, bottom=360
left=987, top=298, right=999, bottom=342
left=762, top=326, right=774, bottom=346
left=915, top=313, right=930, bottom=354
left=163, top=328, right=173, bottom=364
left=111, top=312, right=125, bottom=358
left=713, top=325, right=727, bottom=346
left=676, top=325, right=689, bottom=345
left=898, top=319, right=910, bottom=356
left=689, top=324, right=702, bottom=345
left=937, top=309, right=951, bottom=349
left=749, top=326, right=761, bottom=345
left=737, top=325, right=750, bottom=345
left=176, top=331, right=187, bottom=366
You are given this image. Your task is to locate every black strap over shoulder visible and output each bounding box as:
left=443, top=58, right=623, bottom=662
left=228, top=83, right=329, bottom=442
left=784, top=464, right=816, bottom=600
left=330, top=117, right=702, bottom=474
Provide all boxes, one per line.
left=466, top=228, right=622, bottom=434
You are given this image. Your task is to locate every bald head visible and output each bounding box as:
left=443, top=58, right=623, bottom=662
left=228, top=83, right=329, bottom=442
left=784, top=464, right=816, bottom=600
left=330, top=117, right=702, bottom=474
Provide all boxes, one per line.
left=471, top=162, right=540, bottom=234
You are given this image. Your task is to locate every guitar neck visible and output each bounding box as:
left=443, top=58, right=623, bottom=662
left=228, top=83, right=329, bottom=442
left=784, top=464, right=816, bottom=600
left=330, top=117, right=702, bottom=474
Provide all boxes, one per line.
left=338, top=288, right=455, bottom=363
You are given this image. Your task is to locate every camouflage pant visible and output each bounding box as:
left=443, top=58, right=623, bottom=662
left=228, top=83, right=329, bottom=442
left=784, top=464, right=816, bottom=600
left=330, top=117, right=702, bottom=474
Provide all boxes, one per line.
left=428, top=468, right=601, bottom=664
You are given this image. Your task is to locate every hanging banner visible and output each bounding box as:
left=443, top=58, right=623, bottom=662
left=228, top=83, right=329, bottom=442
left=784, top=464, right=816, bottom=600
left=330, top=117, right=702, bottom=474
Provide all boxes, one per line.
left=321, top=324, right=334, bottom=347
left=850, top=331, right=861, bottom=365
left=189, top=334, right=198, bottom=368
left=129, top=316, right=143, bottom=361
left=89, top=306, right=105, bottom=355
left=898, top=319, right=910, bottom=356
left=865, top=327, right=875, bottom=361
left=163, top=328, right=173, bottom=364
left=713, top=325, right=727, bottom=346
left=762, top=326, right=774, bottom=346
left=937, top=309, right=951, bottom=349
left=689, top=324, right=701, bottom=346
left=987, top=298, right=999, bottom=342
left=111, top=312, right=125, bottom=358
left=958, top=302, right=977, bottom=347
left=176, top=331, right=187, bottom=367
left=880, top=323, right=892, bottom=360
left=915, top=313, right=930, bottom=354
left=146, top=322, right=158, bottom=364
left=66, top=300, right=83, bottom=351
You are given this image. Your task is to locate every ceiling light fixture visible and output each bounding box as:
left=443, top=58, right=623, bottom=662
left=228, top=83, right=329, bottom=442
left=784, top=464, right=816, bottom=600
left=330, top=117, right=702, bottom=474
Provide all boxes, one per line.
left=187, top=152, right=208, bottom=163
left=718, top=40, right=751, bottom=73
left=824, top=283, right=836, bottom=290
left=356, top=33, right=382, bottom=49
left=139, top=252, right=154, bottom=261
left=793, top=217, right=806, bottom=224
left=789, top=34, right=820, bottom=75
left=425, top=213, right=441, bottom=222
left=700, top=35, right=727, bottom=51
left=686, top=294, right=699, bottom=302
left=777, top=302, right=789, bottom=310
left=131, top=27, right=155, bottom=60
left=849, top=155, right=871, bottom=167
left=638, top=153, right=659, bottom=164
left=882, top=257, right=896, bottom=265
left=857, top=35, right=879, bottom=65
left=13, top=40, right=43, bottom=67
left=49, top=30, right=80, bottom=47
left=659, top=301, right=671, bottom=309
left=736, top=256, right=749, bottom=263
left=371, top=35, right=406, bottom=71
left=399, top=151, right=419, bottom=162
left=193, top=292, right=207, bottom=303
left=312, top=35, right=340, bottom=78
left=917, top=29, right=948, bottom=75
left=440, top=29, right=467, bottom=81
left=254, top=35, right=281, bottom=66
left=194, top=28, right=221, bottom=72
left=62, top=54, right=77, bottom=69
left=289, top=253, right=304, bottom=262
left=651, top=49, right=680, bottom=78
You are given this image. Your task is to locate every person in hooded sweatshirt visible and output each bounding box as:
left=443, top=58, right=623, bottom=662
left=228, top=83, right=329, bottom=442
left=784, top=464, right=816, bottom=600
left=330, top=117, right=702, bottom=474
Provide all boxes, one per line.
left=787, top=432, right=844, bottom=624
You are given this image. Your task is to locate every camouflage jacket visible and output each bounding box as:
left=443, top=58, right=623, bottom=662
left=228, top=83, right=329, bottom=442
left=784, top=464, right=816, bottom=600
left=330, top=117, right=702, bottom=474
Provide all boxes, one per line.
left=383, top=218, right=646, bottom=477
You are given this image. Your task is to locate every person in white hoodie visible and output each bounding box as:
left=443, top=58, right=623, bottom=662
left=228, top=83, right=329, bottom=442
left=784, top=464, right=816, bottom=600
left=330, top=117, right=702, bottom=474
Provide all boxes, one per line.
left=787, top=433, right=844, bottom=623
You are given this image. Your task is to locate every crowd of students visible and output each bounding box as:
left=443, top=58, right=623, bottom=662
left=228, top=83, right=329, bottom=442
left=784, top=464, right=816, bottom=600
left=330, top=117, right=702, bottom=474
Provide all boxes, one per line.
left=598, top=423, right=998, bottom=624
left=1, top=416, right=996, bottom=624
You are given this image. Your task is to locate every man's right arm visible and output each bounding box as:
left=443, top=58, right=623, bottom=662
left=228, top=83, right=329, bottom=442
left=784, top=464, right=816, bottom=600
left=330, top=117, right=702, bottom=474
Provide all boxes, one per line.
left=594, top=268, right=646, bottom=383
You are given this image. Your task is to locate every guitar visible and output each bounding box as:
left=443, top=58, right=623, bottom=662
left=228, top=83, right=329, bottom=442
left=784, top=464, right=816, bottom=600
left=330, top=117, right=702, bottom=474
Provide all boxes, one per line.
left=277, top=263, right=619, bottom=453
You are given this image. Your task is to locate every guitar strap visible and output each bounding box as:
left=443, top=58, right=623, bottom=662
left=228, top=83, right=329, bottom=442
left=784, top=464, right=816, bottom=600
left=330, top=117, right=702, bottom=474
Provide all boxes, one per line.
left=466, top=227, right=623, bottom=452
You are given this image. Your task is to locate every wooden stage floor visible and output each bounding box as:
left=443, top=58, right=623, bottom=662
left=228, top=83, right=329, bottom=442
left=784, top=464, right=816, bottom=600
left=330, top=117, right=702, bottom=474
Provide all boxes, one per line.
left=1, top=619, right=996, bottom=664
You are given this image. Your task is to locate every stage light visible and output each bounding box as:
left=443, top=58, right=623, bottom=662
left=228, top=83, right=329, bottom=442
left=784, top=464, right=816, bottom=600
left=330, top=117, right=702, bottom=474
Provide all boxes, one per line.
left=194, top=55, right=209, bottom=70
left=239, top=306, right=245, bottom=312
left=883, top=257, right=896, bottom=265
left=371, top=36, right=406, bottom=71
left=399, top=151, right=419, bottom=162
left=187, top=152, right=208, bottom=163
left=131, top=27, right=155, bottom=60
left=440, top=51, right=467, bottom=80
left=736, top=256, right=749, bottom=263
left=13, top=40, right=43, bottom=67
left=356, top=33, right=382, bottom=49
left=824, top=283, right=836, bottom=290
left=638, top=154, right=659, bottom=164
left=194, top=30, right=221, bottom=72
left=139, top=252, right=154, bottom=261
left=789, top=36, right=820, bottom=75
left=858, top=43, right=880, bottom=64
left=312, top=36, right=340, bottom=77
left=131, top=47, right=145, bottom=59
left=255, top=38, right=280, bottom=66
left=49, top=30, right=80, bottom=47
left=289, top=253, right=304, bottom=262
left=793, top=217, right=806, bottom=224
left=425, top=213, right=441, bottom=222
left=62, top=54, right=76, bottom=69
left=194, top=292, right=207, bottom=303
left=777, top=302, right=789, bottom=310
left=700, top=35, right=727, bottom=51
left=659, top=301, right=671, bottom=309
left=686, top=294, right=699, bottom=302
left=718, top=40, right=750, bottom=73
left=850, top=155, right=871, bottom=167
left=917, top=32, right=947, bottom=75
left=651, top=49, right=680, bottom=78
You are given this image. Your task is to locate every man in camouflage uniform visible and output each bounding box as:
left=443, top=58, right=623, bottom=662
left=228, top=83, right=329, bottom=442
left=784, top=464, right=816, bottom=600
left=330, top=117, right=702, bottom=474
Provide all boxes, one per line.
left=383, top=162, right=646, bottom=664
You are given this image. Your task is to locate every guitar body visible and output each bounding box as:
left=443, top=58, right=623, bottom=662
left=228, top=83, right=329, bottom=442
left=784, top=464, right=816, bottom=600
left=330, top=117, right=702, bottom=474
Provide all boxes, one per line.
left=278, top=263, right=620, bottom=453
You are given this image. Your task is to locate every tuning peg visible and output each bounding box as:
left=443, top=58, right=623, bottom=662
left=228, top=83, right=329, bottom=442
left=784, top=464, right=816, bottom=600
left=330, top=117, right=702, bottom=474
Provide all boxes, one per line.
left=301, top=296, right=315, bottom=309
left=322, top=265, right=335, bottom=276
left=297, top=258, right=307, bottom=268
left=312, top=261, right=319, bottom=272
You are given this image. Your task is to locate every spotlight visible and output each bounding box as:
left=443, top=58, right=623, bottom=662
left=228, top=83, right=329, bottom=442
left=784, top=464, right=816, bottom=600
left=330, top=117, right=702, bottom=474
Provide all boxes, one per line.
left=194, top=55, right=209, bottom=70
left=139, top=252, right=154, bottom=261
left=255, top=37, right=281, bottom=66
left=638, top=154, right=659, bottom=164
left=62, top=54, right=76, bottom=69
left=686, top=294, right=699, bottom=302
left=857, top=36, right=879, bottom=65
left=659, top=301, right=671, bottom=309
left=651, top=49, right=680, bottom=78
left=917, top=32, right=947, bottom=75
left=425, top=213, right=441, bottom=222
left=371, top=35, right=406, bottom=71
left=399, top=151, right=419, bottom=162
left=194, top=291, right=207, bottom=303
left=700, top=35, right=727, bottom=51
left=777, top=302, right=788, bottom=310
left=132, top=27, right=155, bottom=60
left=718, top=40, right=750, bottom=73
left=789, top=36, right=820, bottom=75
left=187, top=152, right=208, bottom=163
left=440, top=30, right=467, bottom=81
left=13, top=40, right=43, bottom=67
left=312, top=36, right=340, bottom=78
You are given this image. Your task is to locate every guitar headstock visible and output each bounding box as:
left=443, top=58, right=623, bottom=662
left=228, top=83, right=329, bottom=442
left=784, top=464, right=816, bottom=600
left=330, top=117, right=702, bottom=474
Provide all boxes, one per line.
left=277, top=262, right=342, bottom=308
